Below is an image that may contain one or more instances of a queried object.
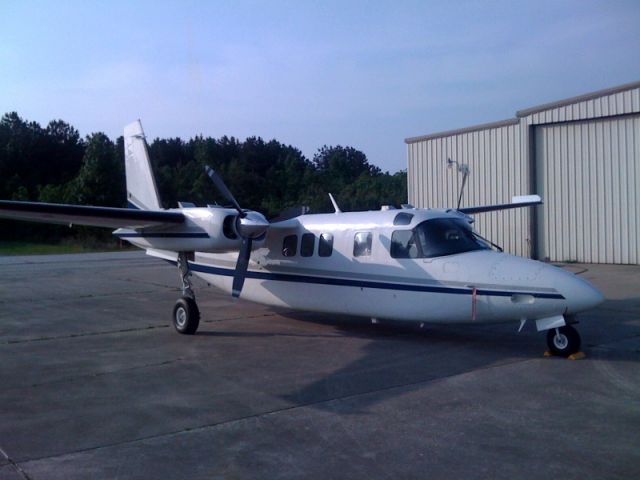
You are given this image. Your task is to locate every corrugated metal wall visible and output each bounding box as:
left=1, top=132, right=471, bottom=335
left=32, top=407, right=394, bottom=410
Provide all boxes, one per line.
left=535, top=115, right=639, bottom=264
left=407, top=121, right=533, bottom=257
left=407, top=81, right=640, bottom=263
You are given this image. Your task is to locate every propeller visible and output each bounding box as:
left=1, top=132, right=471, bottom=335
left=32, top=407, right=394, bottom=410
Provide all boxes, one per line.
left=205, top=166, right=269, bottom=298
left=205, top=166, right=244, bottom=216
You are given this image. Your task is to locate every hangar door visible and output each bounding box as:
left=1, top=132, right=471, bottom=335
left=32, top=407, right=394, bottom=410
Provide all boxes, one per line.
left=535, top=115, right=639, bottom=264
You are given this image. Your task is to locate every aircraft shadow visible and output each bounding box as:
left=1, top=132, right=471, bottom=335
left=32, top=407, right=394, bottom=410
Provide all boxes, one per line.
left=271, top=296, right=640, bottom=414
left=192, top=289, right=638, bottom=415
left=195, top=330, right=342, bottom=340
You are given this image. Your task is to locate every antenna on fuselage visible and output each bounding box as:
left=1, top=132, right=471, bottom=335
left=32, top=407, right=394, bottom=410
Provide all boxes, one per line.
left=447, top=158, right=470, bottom=210
left=328, top=193, right=342, bottom=214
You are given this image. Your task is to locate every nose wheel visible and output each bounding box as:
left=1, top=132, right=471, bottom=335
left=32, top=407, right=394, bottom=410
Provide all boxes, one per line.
left=546, top=325, right=581, bottom=357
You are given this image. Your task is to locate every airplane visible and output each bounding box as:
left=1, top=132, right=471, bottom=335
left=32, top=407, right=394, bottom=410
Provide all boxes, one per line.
left=0, top=120, right=604, bottom=357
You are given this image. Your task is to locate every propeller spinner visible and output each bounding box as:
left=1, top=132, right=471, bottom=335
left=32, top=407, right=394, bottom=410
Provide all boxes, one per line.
left=204, top=166, right=269, bottom=298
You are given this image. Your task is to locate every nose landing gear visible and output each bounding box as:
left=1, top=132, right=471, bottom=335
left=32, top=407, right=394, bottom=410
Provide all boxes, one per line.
left=546, top=324, right=581, bottom=357
left=173, top=252, right=200, bottom=335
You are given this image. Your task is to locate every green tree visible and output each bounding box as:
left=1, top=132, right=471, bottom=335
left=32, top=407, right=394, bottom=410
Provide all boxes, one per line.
left=0, top=112, right=44, bottom=199
left=67, top=133, right=124, bottom=207
left=43, top=119, right=85, bottom=185
left=1, top=112, right=410, bottom=244
left=304, top=145, right=388, bottom=213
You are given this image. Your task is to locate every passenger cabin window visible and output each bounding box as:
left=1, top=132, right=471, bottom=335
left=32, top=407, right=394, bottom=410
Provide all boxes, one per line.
left=282, top=235, right=297, bottom=257
left=353, top=232, right=372, bottom=257
left=318, top=233, right=334, bottom=257
left=389, top=218, right=488, bottom=259
left=301, top=233, right=315, bottom=257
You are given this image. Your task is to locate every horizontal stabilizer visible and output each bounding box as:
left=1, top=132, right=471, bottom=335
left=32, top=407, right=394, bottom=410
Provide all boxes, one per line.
left=145, top=248, right=179, bottom=262
left=0, top=200, right=184, bottom=229
left=459, top=195, right=542, bottom=215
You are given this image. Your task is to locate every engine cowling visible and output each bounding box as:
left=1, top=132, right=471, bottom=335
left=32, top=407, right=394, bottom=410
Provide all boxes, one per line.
left=113, top=207, right=267, bottom=253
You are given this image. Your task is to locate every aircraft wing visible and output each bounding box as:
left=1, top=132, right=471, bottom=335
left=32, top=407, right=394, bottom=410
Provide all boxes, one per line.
left=458, top=195, right=542, bottom=215
left=0, top=200, right=185, bottom=229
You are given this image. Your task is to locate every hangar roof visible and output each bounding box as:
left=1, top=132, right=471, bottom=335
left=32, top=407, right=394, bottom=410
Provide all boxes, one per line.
left=404, top=118, right=518, bottom=144
left=405, top=80, right=640, bottom=145
left=515, top=79, right=640, bottom=117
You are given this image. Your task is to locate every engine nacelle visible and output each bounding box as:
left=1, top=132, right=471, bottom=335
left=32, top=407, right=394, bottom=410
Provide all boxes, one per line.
left=113, top=207, right=266, bottom=253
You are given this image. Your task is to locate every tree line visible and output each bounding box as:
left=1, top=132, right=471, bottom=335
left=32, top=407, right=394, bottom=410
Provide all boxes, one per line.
left=0, top=112, right=407, bottom=242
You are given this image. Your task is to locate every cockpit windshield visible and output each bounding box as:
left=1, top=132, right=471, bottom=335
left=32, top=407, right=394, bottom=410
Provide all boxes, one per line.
left=390, top=217, right=489, bottom=259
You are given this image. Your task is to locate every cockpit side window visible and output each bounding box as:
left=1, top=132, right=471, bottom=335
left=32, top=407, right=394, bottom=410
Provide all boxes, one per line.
left=390, top=230, right=420, bottom=258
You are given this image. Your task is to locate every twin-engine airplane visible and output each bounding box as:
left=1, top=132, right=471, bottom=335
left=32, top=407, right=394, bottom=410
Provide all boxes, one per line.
left=0, top=121, right=604, bottom=356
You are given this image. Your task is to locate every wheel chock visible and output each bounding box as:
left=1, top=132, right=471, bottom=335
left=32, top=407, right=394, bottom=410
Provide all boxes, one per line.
left=568, top=351, right=586, bottom=360
left=543, top=350, right=587, bottom=360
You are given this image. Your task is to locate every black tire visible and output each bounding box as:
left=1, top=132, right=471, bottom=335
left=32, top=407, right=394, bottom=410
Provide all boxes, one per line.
left=172, top=297, right=200, bottom=335
left=546, top=325, right=581, bottom=357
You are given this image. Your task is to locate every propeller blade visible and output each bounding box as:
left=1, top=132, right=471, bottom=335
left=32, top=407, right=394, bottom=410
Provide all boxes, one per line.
left=204, top=166, right=245, bottom=217
left=232, top=237, right=252, bottom=298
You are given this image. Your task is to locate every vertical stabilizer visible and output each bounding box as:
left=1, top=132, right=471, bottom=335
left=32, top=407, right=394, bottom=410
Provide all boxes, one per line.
left=124, top=120, right=162, bottom=210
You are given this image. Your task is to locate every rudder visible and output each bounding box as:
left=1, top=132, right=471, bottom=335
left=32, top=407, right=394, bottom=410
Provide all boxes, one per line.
left=124, top=120, right=162, bottom=210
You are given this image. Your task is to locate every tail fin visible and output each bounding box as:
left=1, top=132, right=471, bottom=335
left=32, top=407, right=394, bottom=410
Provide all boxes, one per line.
left=124, top=120, right=162, bottom=210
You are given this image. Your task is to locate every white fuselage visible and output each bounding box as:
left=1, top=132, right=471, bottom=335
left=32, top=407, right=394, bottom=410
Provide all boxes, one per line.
left=178, top=208, right=602, bottom=325
left=0, top=119, right=604, bottom=336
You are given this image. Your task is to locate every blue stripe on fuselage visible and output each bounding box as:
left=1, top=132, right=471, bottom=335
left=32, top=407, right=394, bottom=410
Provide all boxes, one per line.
left=188, top=261, right=565, bottom=300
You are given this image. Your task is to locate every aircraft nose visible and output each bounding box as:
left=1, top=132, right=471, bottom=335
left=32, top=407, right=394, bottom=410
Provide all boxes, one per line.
left=553, top=269, right=605, bottom=314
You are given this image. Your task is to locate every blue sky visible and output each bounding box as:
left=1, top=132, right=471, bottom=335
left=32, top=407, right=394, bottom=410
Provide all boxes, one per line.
left=1, top=0, right=639, bottom=172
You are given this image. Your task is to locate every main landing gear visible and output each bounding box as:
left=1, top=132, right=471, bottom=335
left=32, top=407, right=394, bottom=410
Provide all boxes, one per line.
left=546, top=324, right=581, bottom=357
left=172, top=253, right=200, bottom=335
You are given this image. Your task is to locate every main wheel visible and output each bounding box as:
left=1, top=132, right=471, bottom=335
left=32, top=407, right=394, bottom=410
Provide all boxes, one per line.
left=172, top=297, right=200, bottom=335
left=546, top=325, right=581, bottom=357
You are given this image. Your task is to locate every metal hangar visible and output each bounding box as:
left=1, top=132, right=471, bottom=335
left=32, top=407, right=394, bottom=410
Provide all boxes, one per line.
left=405, top=81, right=640, bottom=264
